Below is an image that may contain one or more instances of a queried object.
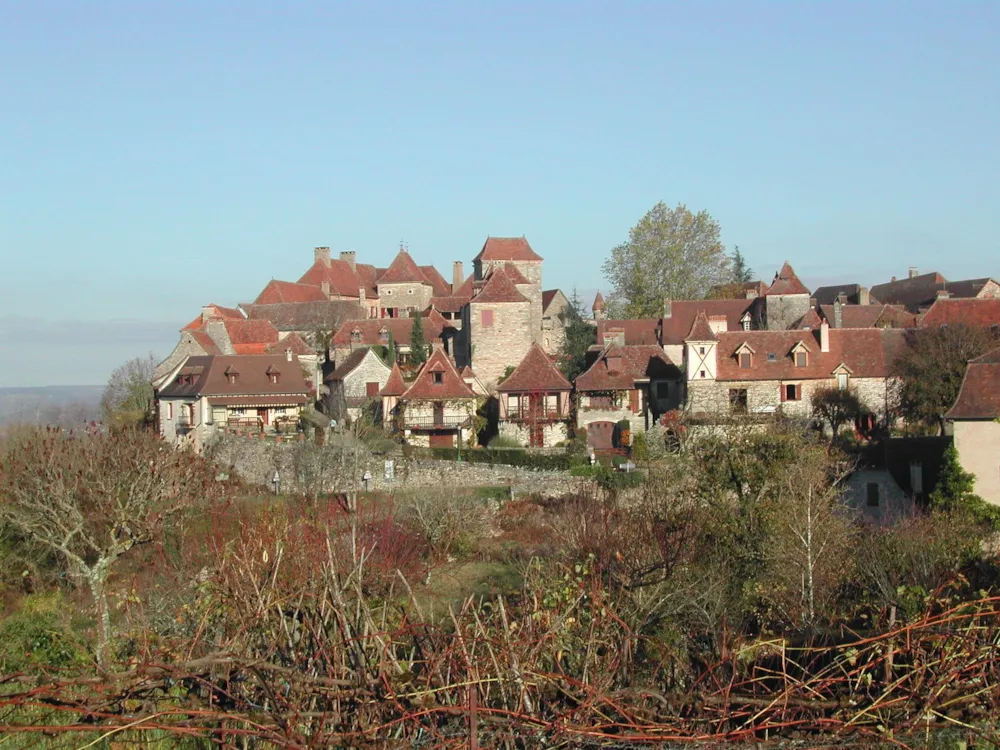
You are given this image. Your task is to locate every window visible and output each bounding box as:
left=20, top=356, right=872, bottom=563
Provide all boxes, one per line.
left=784, top=384, right=801, bottom=401
left=767, top=353, right=776, bottom=362
left=166, top=402, right=173, bottom=420
left=432, top=371, right=444, bottom=384
left=407, top=288, right=413, bottom=295
left=380, top=328, right=389, bottom=343
left=837, top=372, right=849, bottom=390
left=699, top=346, right=705, bottom=355
left=227, top=373, right=238, bottom=385
left=482, top=309, right=494, bottom=327
left=795, top=352, right=808, bottom=367
left=742, top=317, right=751, bottom=331
left=729, top=388, right=748, bottom=414
left=699, top=370, right=706, bottom=378
left=739, top=352, right=752, bottom=369
left=351, top=329, right=362, bottom=343
left=269, top=373, right=280, bottom=384
left=366, top=381, right=380, bottom=397
left=866, top=482, right=880, bottom=507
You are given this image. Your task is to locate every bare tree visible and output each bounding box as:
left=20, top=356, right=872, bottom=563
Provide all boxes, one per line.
left=0, top=426, right=215, bottom=667
left=101, top=353, right=158, bottom=426
left=811, top=387, right=863, bottom=442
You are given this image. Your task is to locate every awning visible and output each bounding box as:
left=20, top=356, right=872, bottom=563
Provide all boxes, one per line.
left=207, top=395, right=309, bottom=407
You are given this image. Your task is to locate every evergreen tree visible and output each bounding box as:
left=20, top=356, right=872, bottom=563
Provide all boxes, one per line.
left=386, top=331, right=397, bottom=365
left=930, top=444, right=999, bottom=528
left=558, top=287, right=597, bottom=381
left=409, top=314, right=428, bottom=367
left=731, top=246, right=753, bottom=283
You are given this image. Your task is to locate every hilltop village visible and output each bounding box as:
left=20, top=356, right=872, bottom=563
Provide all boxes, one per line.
left=152, top=238, right=1000, bottom=506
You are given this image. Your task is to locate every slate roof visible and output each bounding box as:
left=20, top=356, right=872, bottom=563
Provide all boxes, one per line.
left=918, top=299, right=1000, bottom=329
left=400, top=348, right=476, bottom=401
left=474, top=236, right=542, bottom=262
left=159, top=355, right=309, bottom=400
left=871, top=272, right=948, bottom=311
left=497, top=343, right=572, bottom=393
left=685, top=312, right=719, bottom=342
left=254, top=280, right=328, bottom=305
left=575, top=345, right=677, bottom=391
left=818, top=304, right=918, bottom=329
left=946, top=347, right=1000, bottom=419
left=813, top=283, right=878, bottom=306
left=714, top=328, right=905, bottom=381
left=267, top=333, right=315, bottom=357
left=765, top=262, right=810, bottom=296
left=471, top=268, right=529, bottom=304
left=380, top=363, right=408, bottom=396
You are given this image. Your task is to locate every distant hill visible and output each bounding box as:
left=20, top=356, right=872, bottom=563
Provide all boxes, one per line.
left=0, top=385, right=104, bottom=428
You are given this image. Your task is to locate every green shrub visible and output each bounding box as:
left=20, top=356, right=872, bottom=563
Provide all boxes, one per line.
left=630, top=431, right=648, bottom=461
left=416, top=446, right=578, bottom=471
left=488, top=435, right=523, bottom=449
left=0, top=594, right=89, bottom=671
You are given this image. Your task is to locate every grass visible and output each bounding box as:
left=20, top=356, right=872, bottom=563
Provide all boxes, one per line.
left=414, top=561, right=522, bottom=620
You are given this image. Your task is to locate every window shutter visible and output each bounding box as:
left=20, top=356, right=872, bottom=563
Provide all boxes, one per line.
left=780, top=385, right=787, bottom=402
left=482, top=309, right=494, bottom=327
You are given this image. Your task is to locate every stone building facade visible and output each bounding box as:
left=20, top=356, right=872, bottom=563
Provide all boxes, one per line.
left=947, top=348, right=1000, bottom=506
left=325, top=347, right=393, bottom=423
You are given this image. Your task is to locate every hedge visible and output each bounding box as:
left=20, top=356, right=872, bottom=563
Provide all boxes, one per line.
left=411, top=446, right=583, bottom=471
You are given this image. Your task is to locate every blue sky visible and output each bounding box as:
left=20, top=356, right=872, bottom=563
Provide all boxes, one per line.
left=1, top=1, right=998, bottom=386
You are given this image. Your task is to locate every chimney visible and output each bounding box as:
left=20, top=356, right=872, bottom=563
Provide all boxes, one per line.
left=320, top=280, right=330, bottom=298
left=908, top=267, right=919, bottom=279
left=833, top=298, right=843, bottom=329
left=663, top=299, right=672, bottom=319
left=314, top=246, right=331, bottom=268
left=859, top=286, right=870, bottom=306
left=452, top=261, right=464, bottom=294
left=836, top=291, right=847, bottom=305
left=936, top=289, right=950, bottom=299
left=820, top=320, right=830, bottom=353
left=340, top=250, right=356, bottom=270
left=286, top=348, right=293, bottom=362
left=200, top=305, right=217, bottom=323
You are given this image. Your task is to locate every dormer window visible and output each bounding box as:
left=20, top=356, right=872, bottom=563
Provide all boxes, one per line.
left=607, top=355, right=622, bottom=373
left=741, top=313, right=752, bottom=331
left=432, top=371, right=444, bottom=384
left=379, top=328, right=389, bottom=343
left=224, top=366, right=239, bottom=385
left=795, top=352, right=808, bottom=367
left=351, top=328, right=362, bottom=343
left=266, top=365, right=281, bottom=385
left=739, top=352, right=751, bottom=369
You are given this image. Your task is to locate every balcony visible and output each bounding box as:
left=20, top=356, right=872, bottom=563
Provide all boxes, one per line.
left=403, top=415, right=471, bottom=430
left=506, top=408, right=566, bottom=422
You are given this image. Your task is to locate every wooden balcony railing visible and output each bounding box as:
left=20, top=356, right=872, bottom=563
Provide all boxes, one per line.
left=403, top=415, right=471, bottom=430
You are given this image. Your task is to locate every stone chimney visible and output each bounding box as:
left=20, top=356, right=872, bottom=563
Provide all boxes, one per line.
left=314, top=246, right=331, bottom=268
left=858, top=286, right=870, bottom=305
left=908, top=267, right=919, bottom=279
left=320, top=280, right=330, bottom=298
left=833, top=298, right=843, bottom=329
left=836, top=291, right=848, bottom=305
left=663, top=299, right=672, bottom=319
left=708, top=315, right=728, bottom=334
left=340, top=250, right=356, bottom=270
left=820, top=320, right=830, bottom=353
left=200, top=305, right=218, bottom=323
left=452, top=261, right=464, bottom=294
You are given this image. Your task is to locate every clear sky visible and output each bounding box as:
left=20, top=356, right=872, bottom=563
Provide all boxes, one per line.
left=1, top=1, right=998, bottom=386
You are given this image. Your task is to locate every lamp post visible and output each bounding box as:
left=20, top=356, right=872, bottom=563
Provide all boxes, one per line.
left=271, top=470, right=281, bottom=495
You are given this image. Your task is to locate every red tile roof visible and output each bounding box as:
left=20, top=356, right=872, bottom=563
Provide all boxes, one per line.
left=181, top=304, right=244, bottom=330
left=714, top=328, right=905, bottom=381
left=380, top=362, right=407, bottom=396
left=430, top=295, right=468, bottom=314
left=224, top=319, right=280, bottom=354
left=686, top=312, right=719, bottom=342
left=918, top=299, right=1000, bottom=329
left=819, top=304, right=918, bottom=329
left=793, top=308, right=824, bottom=329
left=332, top=314, right=444, bottom=347
left=378, top=250, right=430, bottom=285
left=659, top=300, right=756, bottom=344
left=497, top=343, right=572, bottom=393
left=597, top=319, right=661, bottom=346
left=493, top=263, right=531, bottom=285
left=188, top=330, right=221, bottom=355
left=765, top=261, right=810, bottom=296
left=298, top=259, right=374, bottom=297
left=946, top=348, right=1000, bottom=419
left=576, top=345, right=677, bottom=391
left=474, top=236, right=542, bottom=262
left=267, top=332, right=315, bottom=357
left=254, top=280, right=328, bottom=305
left=400, top=348, right=476, bottom=401
left=419, top=265, right=453, bottom=297
left=592, top=291, right=605, bottom=311
left=471, top=268, right=529, bottom=304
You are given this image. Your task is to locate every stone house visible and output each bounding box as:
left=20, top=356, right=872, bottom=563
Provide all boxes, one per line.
left=683, top=312, right=904, bottom=424
left=842, top=437, right=950, bottom=522
left=575, top=343, right=678, bottom=451
left=540, top=288, right=570, bottom=355
left=496, top=343, right=573, bottom=447
left=946, top=347, right=1000, bottom=506
left=331, top=310, right=456, bottom=366
left=872, top=268, right=1000, bottom=313
left=155, top=305, right=280, bottom=378
left=761, top=261, right=812, bottom=331
left=156, top=352, right=310, bottom=449
left=389, top=348, right=478, bottom=448
left=324, top=347, right=393, bottom=424
left=463, top=266, right=533, bottom=385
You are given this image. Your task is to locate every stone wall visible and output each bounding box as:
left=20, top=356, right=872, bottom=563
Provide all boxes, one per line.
left=154, top=332, right=210, bottom=379
left=842, top=468, right=915, bottom=523
left=765, top=294, right=811, bottom=330
left=468, top=299, right=532, bottom=385
left=340, top=352, right=392, bottom=399
left=498, top=419, right=569, bottom=447
left=377, top=282, right=433, bottom=315
left=577, top=407, right=647, bottom=435
left=687, top=377, right=894, bottom=421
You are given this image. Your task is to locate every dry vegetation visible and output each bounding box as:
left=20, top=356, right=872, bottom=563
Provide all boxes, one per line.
left=0, top=422, right=998, bottom=748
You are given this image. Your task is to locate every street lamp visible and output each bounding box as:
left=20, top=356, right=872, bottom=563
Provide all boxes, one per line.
left=271, top=470, right=281, bottom=495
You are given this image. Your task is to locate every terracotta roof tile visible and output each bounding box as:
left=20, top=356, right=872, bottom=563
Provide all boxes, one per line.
left=592, top=291, right=605, bottom=311
left=765, top=262, right=810, bottom=296
left=224, top=319, right=279, bottom=350
left=332, top=314, right=444, bottom=347
left=597, top=319, right=661, bottom=346
left=188, top=330, right=221, bottom=355
left=254, top=280, right=328, bottom=305
left=380, top=362, right=407, bottom=396
left=946, top=350, right=1000, bottom=419
left=419, top=265, right=453, bottom=297
left=659, top=300, right=756, bottom=344
left=298, top=259, right=373, bottom=297
left=918, top=299, right=1000, bottom=329
left=471, top=268, right=529, bottom=304
left=400, top=348, right=476, bottom=400
left=685, top=312, right=719, bottom=342
left=474, top=236, right=542, bottom=262
left=497, top=343, right=572, bottom=393
left=575, top=345, right=677, bottom=391
left=493, top=263, right=530, bottom=285
left=378, top=250, right=430, bottom=285
left=267, top=333, right=315, bottom=357
left=818, top=303, right=917, bottom=329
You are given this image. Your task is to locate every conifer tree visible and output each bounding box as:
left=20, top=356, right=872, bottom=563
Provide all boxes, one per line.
left=409, top=314, right=428, bottom=367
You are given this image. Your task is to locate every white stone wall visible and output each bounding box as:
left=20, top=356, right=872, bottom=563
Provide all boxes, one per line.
left=686, top=377, right=895, bottom=420
left=377, top=282, right=432, bottom=314
left=953, top=421, right=1000, bottom=506
left=842, top=468, right=915, bottom=523
left=498, top=419, right=569, bottom=447
left=468, top=300, right=532, bottom=385
left=340, top=352, right=391, bottom=399
left=154, top=333, right=210, bottom=379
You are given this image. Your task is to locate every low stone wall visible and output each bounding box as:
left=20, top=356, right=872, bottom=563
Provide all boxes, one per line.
left=208, top=433, right=583, bottom=497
